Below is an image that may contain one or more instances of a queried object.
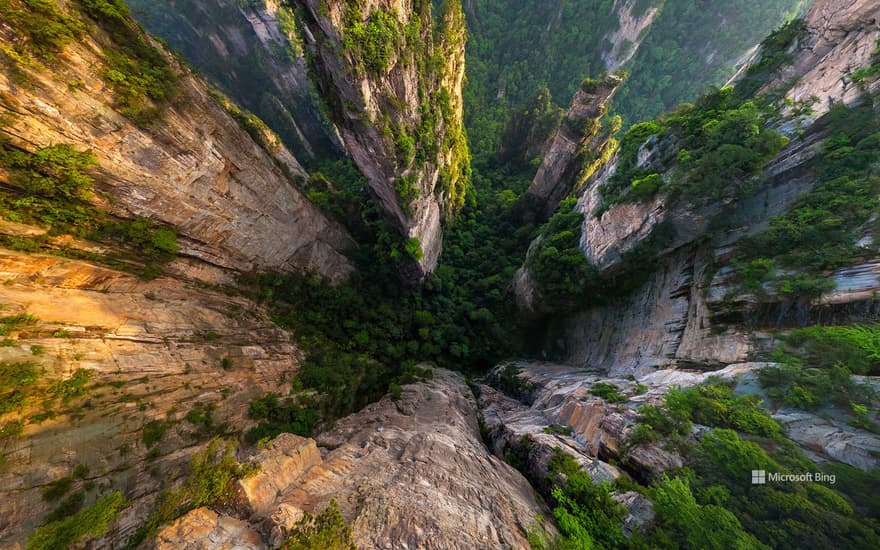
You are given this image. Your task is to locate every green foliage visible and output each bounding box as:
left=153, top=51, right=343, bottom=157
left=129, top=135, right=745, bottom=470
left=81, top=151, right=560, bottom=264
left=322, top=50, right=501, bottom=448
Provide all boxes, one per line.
left=43, top=491, right=86, bottom=523
left=47, top=368, right=93, bottom=402
left=526, top=198, right=599, bottom=309
left=141, top=419, right=169, bottom=447
left=756, top=327, right=878, bottom=420
left=3, top=145, right=97, bottom=201
left=245, top=393, right=320, bottom=442
left=615, top=1, right=805, bottom=124
left=650, top=474, right=767, bottom=549
left=244, top=159, right=532, bottom=428
left=732, top=100, right=880, bottom=298
left=852, top=39, right=880, bottom=84
left=589, top=382, right=625, bottom=403
left=27, top=491, right=125, bottom=550
left=76, top=0, right=178, bottom=125
left=735, top=19, right=809, bottom=100
left=41, top=476, right=73, bottom=502
left=600, top=87, right=787, bottom=209
left=0, top=0, right=84, bottom=59
left=545, top=449, right=629, bottom=550
left=0, top=419, right=24, bottom=440
left=782, top=325, right=880, bottom=376
left=127, top=439, right=256, bottom=547
left=343, top=8, right=401, bottom=75
left=687, top=429, right=880, bottom=548
left=0, top=361, right=40, bottom=414
left=0, top=139, right=178, bottom=273
left=487, top=364, right=535, bottom=400
left=283, top=499, right=357, bottom=550
left=465, top=0, right=802, bottom=155
left=403, top=237, right=423, bottom=261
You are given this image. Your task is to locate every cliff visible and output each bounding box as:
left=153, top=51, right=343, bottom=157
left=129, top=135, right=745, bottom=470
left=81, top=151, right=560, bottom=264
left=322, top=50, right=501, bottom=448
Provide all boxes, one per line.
left=126, top=0, right=343, bottom=165
left=296, top=0, right=471, bottom=281
left=0, top=249, right=305, bottom=548
left=526, top=74, right=622, bottom=218
left=1, top=0, right=354, bottom=282
left=155, top=370, right=552, bottom=549
left=0, top=3, right=358, bottom=547
left=517, top=0, right=880, bottom=370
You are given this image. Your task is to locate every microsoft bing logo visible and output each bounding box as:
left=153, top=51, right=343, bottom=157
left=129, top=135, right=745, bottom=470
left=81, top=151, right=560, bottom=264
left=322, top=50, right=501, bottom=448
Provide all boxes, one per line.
left=751, top=470, right=766, bottom=485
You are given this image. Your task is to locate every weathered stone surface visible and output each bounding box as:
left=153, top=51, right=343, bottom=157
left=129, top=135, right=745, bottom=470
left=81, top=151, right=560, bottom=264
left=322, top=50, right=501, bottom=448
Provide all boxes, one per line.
left=527, top=75, right=622, bottom=218
left=297, top=0, right=469, bottom=280
left=154, top=508, right=265, bottom=550
left=601, top=0, right=662, bottom=72
left=0, top=19, right=354, bottom=281
left=773, top=411, right=880, bottom=470
left=0, top=249, right=303, bottom=548
left=235, top=434, right=320, bottom=517
left=127, top=0, right=343, bottom=163
left=783, top=0, right=880, bottom=115
left=244, top=369, right=552, bottom=549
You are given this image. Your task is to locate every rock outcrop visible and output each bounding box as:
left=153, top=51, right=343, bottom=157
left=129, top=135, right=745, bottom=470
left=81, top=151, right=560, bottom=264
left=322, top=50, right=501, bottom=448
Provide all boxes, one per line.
left=296, top=0, right=471, bottom=281
left=0, top=249, right=304, bottom=548
left=127, top=0, right=343, bottom=164
left=760, top=0, right=880, bottom=116
left=516, top=0, right=880, bottom=370
left=601, top=0, right=663, bottom=72
left=526, top=74, right=622, bottom=218
left=157, top=370, right=553, bottom=549
left=0, top=4, right=354, bottom=282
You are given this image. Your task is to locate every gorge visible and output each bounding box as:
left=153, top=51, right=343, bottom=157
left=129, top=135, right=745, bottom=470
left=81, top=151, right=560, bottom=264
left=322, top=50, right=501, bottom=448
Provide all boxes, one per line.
left=1, top=0, right=879, bottom=549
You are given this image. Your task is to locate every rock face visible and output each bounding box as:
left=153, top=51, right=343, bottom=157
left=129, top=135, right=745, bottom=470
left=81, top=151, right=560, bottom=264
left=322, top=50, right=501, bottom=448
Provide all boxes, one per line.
left=0, top=9, right=354, bottom=281
left=126, top=0, right=343, bottom=164
left=157, top=370, right=552, bottom=549
left=297, top=0, right=471, bottom=281
left=516, top=0, right=880, bottom=370
left=0, top=249, right=304, bottom=548
left=526, top=74, right=622, bottom=218
left=601, top=0, right=663, bottom=72
left=768, top=0, right=880, bottom=116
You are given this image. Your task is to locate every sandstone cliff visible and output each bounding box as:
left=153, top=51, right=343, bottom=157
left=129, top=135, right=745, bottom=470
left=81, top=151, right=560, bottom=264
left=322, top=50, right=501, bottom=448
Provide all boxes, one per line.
left=155, top=370, right=552, bottom=549
left=296, top=0, right=471, bottom=281
left=0, top=248, right=304, bottom=548
left=1, top=2, right=354, bottom=282
left=516, top=0, right=880, bottom=371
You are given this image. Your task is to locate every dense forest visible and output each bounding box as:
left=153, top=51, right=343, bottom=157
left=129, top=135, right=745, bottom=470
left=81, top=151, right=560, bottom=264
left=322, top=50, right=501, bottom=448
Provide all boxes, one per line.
left=463, top=0, right=806, bottom=155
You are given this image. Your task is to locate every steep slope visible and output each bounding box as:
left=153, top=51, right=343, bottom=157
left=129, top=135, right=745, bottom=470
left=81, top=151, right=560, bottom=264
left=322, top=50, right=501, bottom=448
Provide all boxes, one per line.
left=296, top=0, right=471, bottom=281
left=155, top=370, right=552, bottom=549
left=517, top=0, right=880, bottom=372
left=0, top=3, right=360, bottom=548
left=526, top=73, right=622, bottom=218
left=501, top=6, right=880, bottom=545
left=464, top=0, right=805, bottom=154
left=0, top=249, right=307, bottom=548
left=125, top=0, right=343, bottom=166
left=1, top=1, right=354, bottom=283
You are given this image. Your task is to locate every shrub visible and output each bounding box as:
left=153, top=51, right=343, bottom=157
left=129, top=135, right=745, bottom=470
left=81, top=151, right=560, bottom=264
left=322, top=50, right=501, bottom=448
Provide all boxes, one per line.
left=589, top=382, right=626, bottom=403
left=142, top=419, right=168, bottom=447
left=27, top=491, right=125, bottom=550
left=650, top=474, right=766, bottom=549
left=283, top=499, right=356, bottom=550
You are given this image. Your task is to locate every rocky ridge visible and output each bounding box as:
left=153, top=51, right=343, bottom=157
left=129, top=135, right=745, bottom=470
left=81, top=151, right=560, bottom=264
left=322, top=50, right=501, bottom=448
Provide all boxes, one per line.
left=155, top=369, right=552, bottom=549
left=526, top=74, right=623, bottom=218
left=296, top=0, right=470, bottom=281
